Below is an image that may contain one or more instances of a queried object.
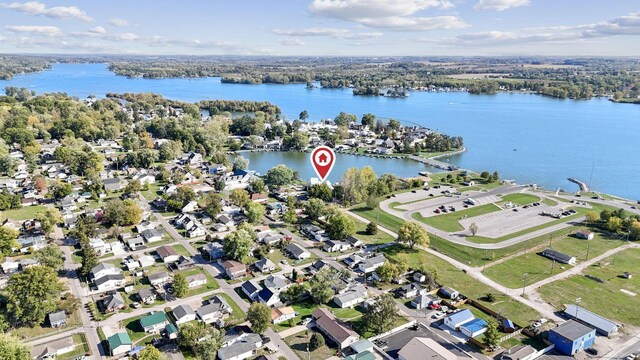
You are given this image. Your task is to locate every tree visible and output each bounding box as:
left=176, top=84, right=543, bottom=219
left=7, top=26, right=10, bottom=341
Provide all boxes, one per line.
left=334, top=112, right=357, bottom=127
left=123, top=179, right=141, bottom=196
left=223, top=228, right=254, bottom=263
left=388, top=119, right=401, bottom=130
left=229, top=189, right=250, bottom=207
left=35, top=208, right=63, bottom=234
left=247, top=303, right=271, bottom=334
left=585, top=211, right=600, bottom=224
left=283, top=208, right=298, bottom=224
left=361, top=113, right=376, bottom=128
left=280, top=283, right=305, bottom=303
left=340, top=167, right=377, bottom=205
left=299, top=110, right=309, bottom=121
left=79, top=242, right=98, bottom=278
left=376, top=261, right=399, bottom=283
left=365, top=195, right=380, bottom=210
left=364, top=294, right=398, bottom=334
left=309, top=267, right=336, bottom=304
left=0, top=333, right=31, bottom=360
left=33, top=175, right=47, bottom=193
left=366, top=222, right=378, bottom=235
left=480, top=171, right=490, bottom=180
left=51, top=181, right=72, bottom=200
left=309, top=333, right=325, bottom=351
left=233, top=156, right=249, bottom=171
left=607, top=216, right=623, bottom=232
left=103, top=199, right=143, bottom=226
left=282, top=131, right=309, bottom=151
left=178, top=319, right=222, bottom=359
left=397, top=221, right=429, bottom=249
left=483, top=320, right=501, bottom=348
left=303, top=198, right=327, bottom=221
left=485, top=293, right=497, bottom=302
left=137, top=345, right=166, bottom=360
left=6, top=266, right=65, bottom=326
left=34, top=245, right=65, bottom=271
left=308, top=183, right=333, bottom=202
left=630, top=221, right=640, bottom=241
left=245, top=202, right=265, bottom=224
left=469, top=222, right=479, bottom=237
left=326, top=213, right=356, bottom=240
left=173, top=273, right=188, bottom=297
left=158, top=140, right=182, bottom=161
left=0, top=226, right=19, bottom=256
left=600, top=210, right=612, bottom=222
left=199, top=193, right=223, bottom=218
left=251, top=178, right=266, bottom=193
left=265, top=164, right=297, bottom=187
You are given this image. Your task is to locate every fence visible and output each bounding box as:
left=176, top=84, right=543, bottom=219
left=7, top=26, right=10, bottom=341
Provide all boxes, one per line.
left=368, top=320, right=417, bottom=342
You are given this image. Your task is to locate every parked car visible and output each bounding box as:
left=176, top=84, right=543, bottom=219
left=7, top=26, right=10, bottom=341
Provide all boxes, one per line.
left=432, top=311, right=445, bottom=319
left=300, top=317, right=312, bottom=325
left=428, top=303, right=441, bottom=310
left=586, top=348, right=598, bottom=356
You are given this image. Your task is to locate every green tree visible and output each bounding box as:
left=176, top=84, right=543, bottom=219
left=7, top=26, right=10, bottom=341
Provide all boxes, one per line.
left=309, top=333, right=325, bottom=351
left=6, top=266, right=65, bottom=326
left=79, top=242, right=98, bottom=278
left=303, top=198, right=327, bottom=221
left=0, top=226, right=19, bottom=256
left=34, top=245, right=65, bottom=272
left=199, top=193, right=223, bottom=218
left=223, top=228, right=254, bottom=263
left=334, top=112, right=357, bottom=127
left=173, top=273, right=188, bottom=297
left=326, top=213, right=356, bottom=240
left=388, top=119, right=401, bottom=130
left=251, top=178, right=266, bottom=193
left=137, top=345, right=166, bottom=360
left=363, top=294, right=398, bottom=334
left=51, top=181, right=72, bottom=200
left=247, top=303, right=271, bottom=334
left=229, top=189, right=250, bottom=207
left=376, top=261, right=399, bottom=283
left=469, top=222, right=479, bottom=237
left=365, top=195, right=380, bottom=210
left=232, top=156, right=249, bottom=171
left=607, top=216, right=623, bottom=232
left=630, top=221, right=640, bottom=241
left=245, top=202, right=265, bottom=224
left=103, top=198, right=143, bottom=226
left=308, top=183, right=333, bottom=202
left=483, top=320, right=501, bottom=347
left=280, top=283, right=305, bottom=303
left=397, top=221, right=429, bottom=249
left=283, top=208, right=298, bottom=224
left=309, top=267, right=336, bottom=304
left=178, top=319, right=222, bottom=358
left=585, top=211, right=600, bottom=224
left=282, top=132, right=309, bottom=151
left=299, top=110, right=309, bottom=121
left=0, top=333, right=31, bottom=360
left=123, top=179, right=142, bottom=196
left=35, top=208, right=63, bottom=234
left=366, top=221, right=378, bottom=235
left=600, top=210, right=612, bottom=221
left=361, top=113, right=376, bottom=128
left=265, top=164, right=297, bottom=187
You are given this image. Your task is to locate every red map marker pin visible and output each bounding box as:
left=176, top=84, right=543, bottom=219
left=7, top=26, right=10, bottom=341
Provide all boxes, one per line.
left=310, top=146, right=336, bottom=182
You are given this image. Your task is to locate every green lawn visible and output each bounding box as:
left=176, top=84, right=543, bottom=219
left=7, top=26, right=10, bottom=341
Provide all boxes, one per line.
left=381, top=245, right=541, bottom=326
left=1, top=205, right=47, bottom=221
left=140, top=182, right=163, bottom=201
left=172, top=244, right=192, bottom=257
left=349, top=315, right=409, bottom=338
left=482, top=227, right=628, bottom=288
left=501, top=194, right=541, bottom=205
left=542, top=198, right=558, bottom=207
left=351, top=205, right=405, bottom=233
left=537, top=248, right=640, bottom=326
left=413, top=203, right=501, bottom=232
left=10, top=310, right=82, bottom=340
left=216, top=293, right=246, bottom=324
left=285, top=332, right=337, bottom=360
left=352, top=218, right=395, bottom=245
left=176, top=267, right=220, bottom=296
left=124, top=313, right=156, bottom=342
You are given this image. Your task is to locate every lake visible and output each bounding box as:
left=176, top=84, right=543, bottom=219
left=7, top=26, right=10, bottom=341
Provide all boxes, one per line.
left=2, top=63, right=640, bottom=199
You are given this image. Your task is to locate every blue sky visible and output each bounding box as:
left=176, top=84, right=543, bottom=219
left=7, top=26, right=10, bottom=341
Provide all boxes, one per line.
left=1, top=0, right=639, bottom=56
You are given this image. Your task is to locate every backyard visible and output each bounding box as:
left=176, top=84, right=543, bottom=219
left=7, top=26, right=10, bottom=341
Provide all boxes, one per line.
left=1, top=205, right=47, bottom=221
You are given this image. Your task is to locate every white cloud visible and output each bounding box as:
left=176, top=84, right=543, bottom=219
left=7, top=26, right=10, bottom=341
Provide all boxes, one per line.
left=115, top=33, right=139, bottom=41
left=109, top=18, right=130, bottom=27
left=474, top=0, right=529, bottom=11
left=273, top=27, right=350, bottom=37
left=5, top=25, right=62, bottom=36
left=308, top=0, right=464, bottom=31
left=1, top=1, right=92, bottom=21
left=278, top=38, right=306, bottom=46
left=89, top=26, right=106, bottom=34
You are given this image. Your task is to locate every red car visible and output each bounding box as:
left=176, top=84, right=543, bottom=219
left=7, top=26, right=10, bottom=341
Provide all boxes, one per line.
left=428, top=303, right=441, bottom=310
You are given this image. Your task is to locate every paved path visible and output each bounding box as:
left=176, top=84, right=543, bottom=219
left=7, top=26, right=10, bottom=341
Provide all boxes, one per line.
left=27, top=327, right=83, bottom=346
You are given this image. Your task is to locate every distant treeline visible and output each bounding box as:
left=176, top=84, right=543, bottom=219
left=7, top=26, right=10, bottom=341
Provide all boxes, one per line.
left=0, top=56, right=51, bottom=80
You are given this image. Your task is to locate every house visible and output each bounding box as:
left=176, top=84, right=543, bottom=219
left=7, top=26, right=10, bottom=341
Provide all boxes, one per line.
left=399, top=282, right=427, bottom=299
left=398, top=337, right=457, bottom=360
left=101, top=292, right=126, bottom=312
left=334, top=285, right=368, bottom=308
left=208, top=295, right=233, bottom=315
left=141, top=228, right=164, bottom=243
left=217, top=333, right=263, bottom=360
left=47, top=310, right=67, bottom=328
left=271, top=306, right=297, bottom=324
left=186, top=225, right=206, bottom=238
left=137, top=288, right=157, bottom=304
left=1, top=260, right=19, bottom=274
left=411, top=294, right=440, bottom=310
left=312, top=308, right=360, bottom=349
left=576, top=230, right=594, bottom=240
left=31, top=337, right=75, bottom=360
left=108, top=332, right=133, bottom=356
left=501, top=345, right=537, bottom=360
left=127, top=236, right=145, bottom=250
left=140, top=312, right=168, bottom=333
left=175, top=255, right=196, bottom=271
left=344, top=352, right=376, bottom=360
left=413, top=272, right=426, bottom=283
left=182, top=201, right=198, bottom=213
left=197, top=303, right=223, bottom=325
left=349, top=339, right=375, bottom=356
left=444, top=309, right=474, bottom=330
left=548, top=320, right=596, bottom=355
left=439, top=286, right=459, bottom=300
left=460, top=318, right=488, bottom=338
left=136, top=221, right=160, bottom=233
left=157, top=246, right=180, bottom=263
left=323, top=240, right=352, bottom=253
left=217, top=214, right=235, bottom=228
left=220, top=259, right=247, bottom=279
left=138, top=255, right=156, bottom=268
left=541, top=248, right=576, bottom=265
left=173, top=304, right=197, bottom=325
left=285, top=243, right=311, bottom=260
left=241, top=280, right=262, bottom=300
left=258, top=288, right=280, bottom=307
left=250, top=193, right=268, bottom=203
left=148, top=271, right=170, bottom=286
left=358, top=255, right=386, bottom=273
left=186, top=273, right=207, bottom=288
left=263, top=274, right=290, bottom=293
left=91, top=263, right=121, bottom=280
left=95, top=274, right=126, bottom=291
left=203, top=242, right=224, bottom=260
left=104, top=178, right=123, bottom=192
left=564, top=304, right=619, bottom=336
left=301, top=224, right=327, bottom=241
left=255, top=257, right=276, bottom=273
left=343, top=254, right=365, bottom=269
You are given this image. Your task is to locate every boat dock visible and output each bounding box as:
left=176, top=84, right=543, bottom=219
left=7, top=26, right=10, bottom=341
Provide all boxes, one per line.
left=568, top=177, right=590, bottom=192
left=408, top=155, right=458, bottom=171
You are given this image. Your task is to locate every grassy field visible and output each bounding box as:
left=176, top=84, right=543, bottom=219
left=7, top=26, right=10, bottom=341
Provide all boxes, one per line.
left=482, top=228, right=628, bottom=288
left=412, top=203, right=501, bottom=232
left=351, top=205, right=405, bottom=233
left=176, top=267, right=220, bottom=296
left=10, top=310, right=82, bottom=340
left=381, top=245, right=541, bottom=325
left=272, top=300, right=365, bottom=332
left=172, top=244, right=192, bottom=257
left=285, top=331, right=337, bottom=360
left=501, top=194, right=541, bottom=205
left=537, top=248, right=640, bottom=326
left=352, top=217, right=395, bottom=245
left=1, top=205, right=47, bottom=221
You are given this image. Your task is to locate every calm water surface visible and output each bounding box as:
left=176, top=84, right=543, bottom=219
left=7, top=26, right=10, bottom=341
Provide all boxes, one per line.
left=2, top=63, right=640, bottom=199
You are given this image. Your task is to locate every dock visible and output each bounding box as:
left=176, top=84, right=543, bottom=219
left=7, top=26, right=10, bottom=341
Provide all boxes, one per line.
left=567, top=177, right=590, bottom=192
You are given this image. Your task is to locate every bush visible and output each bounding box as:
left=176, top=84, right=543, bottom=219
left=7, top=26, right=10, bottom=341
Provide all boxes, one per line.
left=309, top=333, right=325, bottom=351
left=366, top=222, right=378, bottom=235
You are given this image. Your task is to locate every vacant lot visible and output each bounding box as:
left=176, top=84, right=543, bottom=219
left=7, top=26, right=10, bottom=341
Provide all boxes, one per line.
left=537, top=248, right=640, bottom=326
left=381, top=245, right=541, bottom=325
left=413, top=203, right=501, bottom=232
left=1, top=205, right=47, bottom=220
left=285, top=331, right=337, bottom=360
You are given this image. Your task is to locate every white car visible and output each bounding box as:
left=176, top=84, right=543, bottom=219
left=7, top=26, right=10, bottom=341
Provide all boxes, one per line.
left=432, top=311, right=445, bottom=319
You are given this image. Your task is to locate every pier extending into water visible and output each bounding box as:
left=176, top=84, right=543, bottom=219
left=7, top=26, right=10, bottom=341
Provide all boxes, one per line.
left=568, top=177, right=590, bottom=192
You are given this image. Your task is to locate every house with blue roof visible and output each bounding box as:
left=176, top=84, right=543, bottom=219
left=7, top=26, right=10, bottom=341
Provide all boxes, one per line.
left=460, top=318, right=488, bottom=338
left=444, top=309, right=474, bottom=330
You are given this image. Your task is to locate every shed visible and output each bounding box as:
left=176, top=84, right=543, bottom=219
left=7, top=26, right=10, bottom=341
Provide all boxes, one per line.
left=439, top=286, right=459, bottom=300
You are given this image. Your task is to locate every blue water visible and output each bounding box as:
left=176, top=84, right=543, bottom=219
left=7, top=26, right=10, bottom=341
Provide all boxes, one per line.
left=3, top=63, right=640, bottom=199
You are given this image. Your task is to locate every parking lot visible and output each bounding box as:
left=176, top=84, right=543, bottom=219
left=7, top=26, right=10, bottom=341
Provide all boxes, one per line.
left=458, top=202, right=561, bottom=238
left=377, top=324, right=474, bottom=359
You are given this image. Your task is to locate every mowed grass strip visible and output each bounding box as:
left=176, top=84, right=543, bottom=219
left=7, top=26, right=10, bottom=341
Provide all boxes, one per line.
left=413, top=203, right=501, bottom=232
left=352, top=217, right=395, bottom=245
left=501, top=193, right=541, bottom=205
left=537, top=248, right=640, bottom=326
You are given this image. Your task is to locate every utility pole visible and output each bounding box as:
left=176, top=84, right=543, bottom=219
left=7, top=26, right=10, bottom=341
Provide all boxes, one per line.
left=549, top=234, right=553, bottom=248
left=585, top=242, right=590, bottom=260
left=521, top=273, right=528, bottom=297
